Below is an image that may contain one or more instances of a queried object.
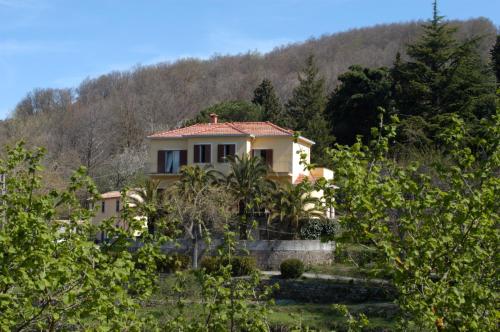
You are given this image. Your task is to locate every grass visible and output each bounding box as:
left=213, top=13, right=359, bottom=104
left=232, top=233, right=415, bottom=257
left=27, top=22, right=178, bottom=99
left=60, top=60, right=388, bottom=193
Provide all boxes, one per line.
left=141, top=273, right=398, bottom=331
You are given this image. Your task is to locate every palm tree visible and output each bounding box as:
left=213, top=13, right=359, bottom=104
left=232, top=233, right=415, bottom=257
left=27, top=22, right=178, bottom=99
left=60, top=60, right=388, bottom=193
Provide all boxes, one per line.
left=176, top=165, right=222, bottom=200
left=226, top=153, right=273, bottom=240
left=270, top=182, right=324, bottom=239
left=127, top=178, right=164, bottom=235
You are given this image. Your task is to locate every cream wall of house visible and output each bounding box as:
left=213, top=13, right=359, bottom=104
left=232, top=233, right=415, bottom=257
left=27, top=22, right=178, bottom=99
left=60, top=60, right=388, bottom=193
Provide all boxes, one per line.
left=148, top=139, right=188, bottom=173
left=91, top=198, right=121, bottom=225
left=251, top=136, right=293, bottom=174
left=187, top=136, right=250, bottom=174
left=292, top=141, right=312, bottom=182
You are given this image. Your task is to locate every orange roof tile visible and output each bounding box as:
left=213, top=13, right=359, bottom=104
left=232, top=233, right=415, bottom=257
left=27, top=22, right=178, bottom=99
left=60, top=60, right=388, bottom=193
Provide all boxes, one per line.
left=147, top=121, right=296, bottom=139
left=294, top=173, right=317, bottom=185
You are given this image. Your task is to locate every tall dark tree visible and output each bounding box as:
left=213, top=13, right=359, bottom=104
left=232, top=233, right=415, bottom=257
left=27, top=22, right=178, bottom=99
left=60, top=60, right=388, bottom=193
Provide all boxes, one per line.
left=491, top=35, right=500, bottom=84
left=252, top=79, right=287, bottom=126
left=391, top=0, right=496, bottom=144
left=325, top=65, right=394, bottom=145
left=286, top=55, right=334, bottom=164
left=187, top=100, right=263, bottom=125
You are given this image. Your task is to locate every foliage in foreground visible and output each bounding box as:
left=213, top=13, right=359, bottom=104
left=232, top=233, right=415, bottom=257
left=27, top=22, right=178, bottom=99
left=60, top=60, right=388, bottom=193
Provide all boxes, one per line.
left=319, top=108, right=499, bottom=330
left=162, top=229, right=275, bottom=332
left=0, top=143, right=163, bottom=331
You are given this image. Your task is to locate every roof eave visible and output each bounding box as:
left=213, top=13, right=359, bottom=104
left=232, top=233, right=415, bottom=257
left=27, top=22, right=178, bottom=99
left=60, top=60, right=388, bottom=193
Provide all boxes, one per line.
left=297, top=136, right=315, bottom=146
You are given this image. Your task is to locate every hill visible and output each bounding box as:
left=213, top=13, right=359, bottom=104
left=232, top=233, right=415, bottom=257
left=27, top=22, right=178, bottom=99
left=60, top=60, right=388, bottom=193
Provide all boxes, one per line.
left=0, top=18, right=496, bottom=190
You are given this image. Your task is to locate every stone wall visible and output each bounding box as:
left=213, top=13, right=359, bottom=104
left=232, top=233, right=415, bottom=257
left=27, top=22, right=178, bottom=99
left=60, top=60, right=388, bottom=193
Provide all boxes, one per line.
left=261, top=277, right=396, bottom=304
left=238, top=240, right=334, bottom=270
left=133, top=239, right=334, bottom=270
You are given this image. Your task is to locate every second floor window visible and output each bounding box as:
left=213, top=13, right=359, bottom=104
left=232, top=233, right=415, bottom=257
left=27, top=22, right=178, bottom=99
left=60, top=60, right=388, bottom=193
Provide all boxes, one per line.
left=252, top=149, right=273, bottom=168
left=217, top=144, right=236, bottom=162
left=194, top=144, right=211, bottom=163
left=157, top=150, right=187, bottom=173
left=115, top=200, right=120, bottom=212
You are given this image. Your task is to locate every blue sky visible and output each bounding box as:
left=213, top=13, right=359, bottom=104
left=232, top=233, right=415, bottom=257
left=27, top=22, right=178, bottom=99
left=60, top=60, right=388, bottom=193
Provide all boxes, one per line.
left=0, top=0, right=498, bottom=119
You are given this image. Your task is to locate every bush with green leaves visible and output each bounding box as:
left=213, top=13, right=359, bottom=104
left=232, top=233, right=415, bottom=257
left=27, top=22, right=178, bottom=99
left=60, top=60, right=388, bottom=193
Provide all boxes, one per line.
left=299, top=218, right=339, bottom=240
left=315, top=107, right=499, bottom=330
left=201, top=255, right=256, bottom=277
left=157, top=253, right=191, bottom=273
left=280, top=259, right=305, bottom=279
left=164, top=229, right=275, bottom=331
left=0, top=143, right=163, bottom=331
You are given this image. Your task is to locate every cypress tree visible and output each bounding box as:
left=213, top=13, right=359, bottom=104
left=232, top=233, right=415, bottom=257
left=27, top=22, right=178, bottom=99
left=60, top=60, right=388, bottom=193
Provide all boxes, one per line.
left=252, top=79, right=287, bottom=126
left=285, top=54, right=334, bottom=165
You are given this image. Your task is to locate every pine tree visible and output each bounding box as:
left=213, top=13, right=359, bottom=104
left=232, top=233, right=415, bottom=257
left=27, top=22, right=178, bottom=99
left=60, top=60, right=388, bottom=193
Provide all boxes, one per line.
left=325, top=65, right=394, bottom=145
left=252, top=79, right=287, bottom=126
left=285, top=55, right=334, bottom=165
left=491, top=35, right=500, bottom=84
left=391, top=0, right=496, bottom=144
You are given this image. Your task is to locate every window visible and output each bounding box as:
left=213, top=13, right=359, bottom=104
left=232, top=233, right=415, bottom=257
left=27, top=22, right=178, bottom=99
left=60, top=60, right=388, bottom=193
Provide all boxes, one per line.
left=194, top=144, right=211, bottom=163
left=101, top=201, right=105, bottom=213
left=217, top=144, right=236, bottom=162
left=252, top=149, right=273, bottom=168
left=157, top=150, right=187, bottom=173
left=115, top=200, right=120, bottom=212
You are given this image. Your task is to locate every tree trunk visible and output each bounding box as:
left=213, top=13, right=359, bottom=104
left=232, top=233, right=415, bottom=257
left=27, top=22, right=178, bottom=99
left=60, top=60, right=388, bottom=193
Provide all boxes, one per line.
left=192, top=237, right=199, bottom=269
left=238, top=201, right=248, bottom=240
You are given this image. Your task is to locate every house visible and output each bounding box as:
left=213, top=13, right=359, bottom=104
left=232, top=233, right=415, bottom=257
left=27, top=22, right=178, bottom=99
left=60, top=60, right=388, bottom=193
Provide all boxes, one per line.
left=90, top=190, right=146, bottom=241
left=147, top=114, right=335, bottom=218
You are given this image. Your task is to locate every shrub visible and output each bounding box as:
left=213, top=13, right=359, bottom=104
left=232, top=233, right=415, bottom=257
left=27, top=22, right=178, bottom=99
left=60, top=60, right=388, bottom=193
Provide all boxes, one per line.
left=280, top=259, right=304, bottom=279
left=200, top=256, right=256, bottom=276
left=200, top=256, right=219, bottom=274
left=157, top=253, right=191, bottom=273
left=300, top=219, right=340, bottom=240
left=231, top=256, right=257, bottom=276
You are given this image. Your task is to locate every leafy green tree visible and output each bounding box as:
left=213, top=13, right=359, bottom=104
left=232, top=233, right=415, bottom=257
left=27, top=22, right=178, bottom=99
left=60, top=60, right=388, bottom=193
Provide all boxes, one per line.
left=317, top=107, right=499, bottom=330
left=226, top=154, right=273, bottom=240
left=326, top=65, right=394, bottom=145
left=391, top=1, right=496, bottom=144
left=491, top=35, right=500, bottom=84
left=286, top=54, right=334, bottom=164
left=170, top=165, right=229, bottom=268
left=252, top=79, right=287, bottom=126
left=188, top=100, right=263, bottom=124
left=163, top=228, right=275, bottom=331
left=270, top=182, right=324, bottom=239
left=0, top=143, right=161, bottom=330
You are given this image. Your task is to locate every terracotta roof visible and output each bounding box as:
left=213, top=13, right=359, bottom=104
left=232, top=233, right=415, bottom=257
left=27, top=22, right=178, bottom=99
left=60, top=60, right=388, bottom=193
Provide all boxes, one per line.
left=294, top=173, right=317, bottom=185
left=147, top=121, right=295, bottom=139
left=101, top=191, right=121, bottom=199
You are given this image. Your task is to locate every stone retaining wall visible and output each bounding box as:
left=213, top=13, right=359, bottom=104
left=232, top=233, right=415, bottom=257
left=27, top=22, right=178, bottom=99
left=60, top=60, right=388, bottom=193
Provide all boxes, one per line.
left=239, top=240, right=334, bottom=270
left=261, top=277, right=396, bottom=304
left=133, top=239, right=334, bottom=269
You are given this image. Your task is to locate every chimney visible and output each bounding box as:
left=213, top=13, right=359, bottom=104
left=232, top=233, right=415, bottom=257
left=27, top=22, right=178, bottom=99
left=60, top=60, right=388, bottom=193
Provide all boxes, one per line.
left=209, top=113, right=218, bottom=124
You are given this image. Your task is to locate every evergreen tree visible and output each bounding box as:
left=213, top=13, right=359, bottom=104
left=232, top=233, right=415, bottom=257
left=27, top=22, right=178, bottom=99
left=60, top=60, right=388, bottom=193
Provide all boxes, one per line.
left=392, top=0, right=496, bottom=144
left=491, top=35, right=500, bottom=84
left=325, top=65, right=394, bottom=145
left=286, top=55, right=326, bottom=131
left=285, top=54, right=334, bottom=164
left=252, top=79, right=287, bottom=126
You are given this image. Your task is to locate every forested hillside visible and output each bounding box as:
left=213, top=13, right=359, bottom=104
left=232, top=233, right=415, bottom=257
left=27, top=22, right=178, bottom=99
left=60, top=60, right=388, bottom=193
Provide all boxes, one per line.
left=0, top=18, right=496, bottom=191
